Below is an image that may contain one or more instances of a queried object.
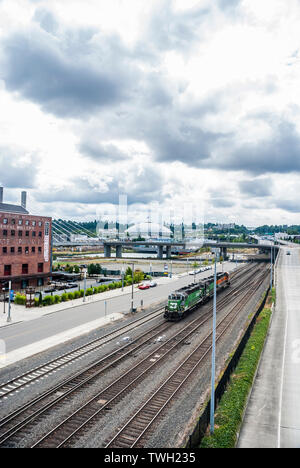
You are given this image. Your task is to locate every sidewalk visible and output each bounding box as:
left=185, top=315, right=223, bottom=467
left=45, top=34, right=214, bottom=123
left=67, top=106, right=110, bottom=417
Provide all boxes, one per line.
left=0, top=262, right=235, bottom=368
left=0, top=272, right=186, bottom=329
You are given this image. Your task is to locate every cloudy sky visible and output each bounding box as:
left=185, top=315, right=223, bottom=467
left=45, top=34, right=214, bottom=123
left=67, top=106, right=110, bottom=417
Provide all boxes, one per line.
left=1, top=0, right=300, bottom=226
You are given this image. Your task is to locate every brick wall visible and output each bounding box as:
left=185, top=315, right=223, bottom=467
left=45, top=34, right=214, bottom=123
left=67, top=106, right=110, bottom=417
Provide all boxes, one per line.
left=0, top=212, right=52, bottom=290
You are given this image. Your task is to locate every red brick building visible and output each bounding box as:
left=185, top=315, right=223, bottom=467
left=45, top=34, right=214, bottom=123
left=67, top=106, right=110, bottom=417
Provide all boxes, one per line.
left=0, top=188, right=52, bottom=291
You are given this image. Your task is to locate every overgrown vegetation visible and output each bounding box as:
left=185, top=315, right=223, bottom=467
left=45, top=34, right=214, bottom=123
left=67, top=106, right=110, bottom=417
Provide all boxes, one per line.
left=200, top=305, right=273, bottom=448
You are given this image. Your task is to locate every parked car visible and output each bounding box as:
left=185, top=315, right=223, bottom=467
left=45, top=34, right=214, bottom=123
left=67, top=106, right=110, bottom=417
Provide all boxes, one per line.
left=149, top=281, right=157, bottom=287
left=138, top=283, right=150, bottom=290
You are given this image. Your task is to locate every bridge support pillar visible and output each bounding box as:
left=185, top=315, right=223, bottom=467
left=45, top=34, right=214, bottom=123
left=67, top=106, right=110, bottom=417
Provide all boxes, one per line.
left=157, top=245, right=164, bottom=259
left=116, top=245, right=122, bottom=258
left=221, top=247, right=228, bottom=260
left=166, top=246, right=171, bottom=259
left=104, top=244, right=111, bottom=258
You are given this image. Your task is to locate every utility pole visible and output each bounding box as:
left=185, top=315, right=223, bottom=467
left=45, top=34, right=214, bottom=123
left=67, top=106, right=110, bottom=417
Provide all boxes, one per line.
left=131, top=263, right=134, bottom=313
left=270, top=246, right=273, bottom=290
left=2, top=288, right=5, bottom=315
left=210, top=253, right=218, bottom=434
left=7, top=281, right=12, bottom=323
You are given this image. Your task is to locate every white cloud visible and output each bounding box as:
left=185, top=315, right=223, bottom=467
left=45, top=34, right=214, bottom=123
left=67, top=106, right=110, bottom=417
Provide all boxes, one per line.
left=0, top=0, right=300, bottom=225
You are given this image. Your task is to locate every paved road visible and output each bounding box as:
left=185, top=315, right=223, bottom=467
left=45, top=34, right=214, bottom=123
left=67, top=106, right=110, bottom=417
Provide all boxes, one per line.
left=0, top=263, right=236, bottom=354
left=238, top=247, right=300, bottom=448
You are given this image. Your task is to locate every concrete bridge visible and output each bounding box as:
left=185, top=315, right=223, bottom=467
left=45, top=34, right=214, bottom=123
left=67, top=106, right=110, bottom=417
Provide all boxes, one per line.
left=102, top=240, right=279, bottom=259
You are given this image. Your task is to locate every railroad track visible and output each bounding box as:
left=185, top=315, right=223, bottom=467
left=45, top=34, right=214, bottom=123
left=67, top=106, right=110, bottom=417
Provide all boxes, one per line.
left=0, top=263, right=262, bottom=448
left=23, top=265, right=267, bottom=448
left=105, top=268, right=269, bottom=448
left=0, top=263, right=250, bottom=402
left=0, top=306, right=165, bottom=401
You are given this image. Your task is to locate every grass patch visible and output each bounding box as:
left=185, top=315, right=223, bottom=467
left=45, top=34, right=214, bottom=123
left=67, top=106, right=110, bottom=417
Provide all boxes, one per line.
left=200, top=305, right=272, bottom=448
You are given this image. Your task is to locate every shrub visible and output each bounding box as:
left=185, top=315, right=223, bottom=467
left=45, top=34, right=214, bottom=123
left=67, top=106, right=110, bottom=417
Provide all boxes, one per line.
left=67, top=292, right=74, bottom=300
left=61, top=293, right=68, bottom=302
left=73, top=290, right=80, bottom=299
left=79, top=289, right=84, bottom=297
left=54, top=295, right=61, bottom=304
left=86, top=288, right=93, bottom=296
left=14, top=294, right=26, bottom=305
left=34, top=297, right=40, bottom=307
left=43, top=295, right=55, bottom=306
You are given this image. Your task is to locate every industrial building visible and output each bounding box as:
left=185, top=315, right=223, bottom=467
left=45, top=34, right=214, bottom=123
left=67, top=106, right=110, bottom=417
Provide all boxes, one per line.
left=0, top=187, right=52, bottom=291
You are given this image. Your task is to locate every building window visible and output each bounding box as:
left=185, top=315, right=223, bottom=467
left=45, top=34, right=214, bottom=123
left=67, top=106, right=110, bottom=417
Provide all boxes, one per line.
left=3, top=230, right=7, bottom=236
left=38, top=221, right=43, bottom=227
left=4, top=265, right=11, bottom=276
left=18, top=230, right=23, bottom=237
left=25, top=246, right=29, bottom=255
left=21, top=280, right=28, bottom=289
left=2, top=247, right=7, bottom=254
left=32, top=231, right=36, bottom=237
left=38, top=247, right=42, bottom=253
left=22, top=264, right=29, bottom=274
left=10, top=247, right=15, bottom=254
left=18, top=247, right=22, bottom=254
left=25, top=231, right=29, bottom=237
left=3, top=218, right=8, bottom=224
left=38, top=231, right=42, bottom=237
left=11, top=230, right=15, bottom=236
left=32, top=221, right=36, bottom=226
left=37, top=278, right=44, bottom=287
left=11, top=219, right=15, bottom=225
left=18, top=220, right=23, bottom=225
left=32, top=247, right=35, bottom=253
left=25, top=220, right=29, bottom=226
left=38, top=263, right=44, bottom=273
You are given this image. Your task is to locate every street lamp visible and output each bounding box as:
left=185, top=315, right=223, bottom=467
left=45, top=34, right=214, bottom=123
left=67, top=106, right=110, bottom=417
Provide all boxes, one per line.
left=210, top=251, right=218, bottom=434
left=80, top=265, right=88, bottom=302
left=270, top=246, right=273, bottom=290
left=2, top=288, right=6, bottom=315
left=7, top=281, right=12, bottom=323
left=131, top=263, right=134, bottom=313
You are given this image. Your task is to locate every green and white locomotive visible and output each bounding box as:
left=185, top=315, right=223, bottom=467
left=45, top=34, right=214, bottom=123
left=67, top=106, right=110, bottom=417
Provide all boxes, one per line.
left=164, top=272, right=230, bottom=321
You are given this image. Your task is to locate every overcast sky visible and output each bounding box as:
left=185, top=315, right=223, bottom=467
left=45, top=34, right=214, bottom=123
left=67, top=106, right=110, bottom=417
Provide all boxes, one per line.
left=1, top=0, right=300, bottom=226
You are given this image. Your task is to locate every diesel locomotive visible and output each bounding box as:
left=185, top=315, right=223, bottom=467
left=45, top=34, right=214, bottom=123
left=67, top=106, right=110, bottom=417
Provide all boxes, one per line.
left=164, top=272, right=230, bottom=321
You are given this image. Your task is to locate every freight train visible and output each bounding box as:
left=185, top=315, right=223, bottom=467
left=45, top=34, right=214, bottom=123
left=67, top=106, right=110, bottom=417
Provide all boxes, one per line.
left=164, top=272, right=230, bottom=321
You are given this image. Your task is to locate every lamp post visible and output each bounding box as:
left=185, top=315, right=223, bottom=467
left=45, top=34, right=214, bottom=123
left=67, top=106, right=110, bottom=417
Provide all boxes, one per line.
left=2, top=288, right=5, bottom=315
left=121, top=267, right=124, bottom=292
left=270, top=246, right=273, bottom=290
left=210, top=252, right=218, bottom=434
left=131, top=263, right=134, bottom=313
left=81, top=265, right=87, bottom=302
left=7, top=281, right=12, bottom=323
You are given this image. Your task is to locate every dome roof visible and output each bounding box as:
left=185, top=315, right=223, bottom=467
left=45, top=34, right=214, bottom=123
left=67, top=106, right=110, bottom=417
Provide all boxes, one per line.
left=126, top=222, right=171, bottom=238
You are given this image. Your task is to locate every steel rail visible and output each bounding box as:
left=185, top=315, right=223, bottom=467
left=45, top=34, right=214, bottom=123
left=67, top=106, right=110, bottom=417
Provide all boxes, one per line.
left=105, top=270, right=269, bottom=448
left=0, top=263, right=250, bottom=401
left=30, top=265, right=266, bottom=448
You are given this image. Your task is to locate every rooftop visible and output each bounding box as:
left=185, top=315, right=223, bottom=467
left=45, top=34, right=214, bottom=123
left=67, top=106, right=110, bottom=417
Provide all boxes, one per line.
left=0, top=202, right=29, bottom=215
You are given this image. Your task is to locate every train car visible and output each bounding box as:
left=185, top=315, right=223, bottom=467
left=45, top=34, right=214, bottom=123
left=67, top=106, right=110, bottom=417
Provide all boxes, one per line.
left=164, top=272, right=230, bottom=321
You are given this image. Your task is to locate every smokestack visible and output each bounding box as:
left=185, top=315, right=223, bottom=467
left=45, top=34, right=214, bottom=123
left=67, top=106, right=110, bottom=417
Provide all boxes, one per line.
left=21, top=191, right=27, bottom=210
left=0, top=187, right=3, bottom=204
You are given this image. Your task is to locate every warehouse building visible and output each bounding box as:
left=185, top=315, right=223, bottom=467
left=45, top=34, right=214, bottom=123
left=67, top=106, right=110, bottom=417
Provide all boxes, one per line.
left=0, top=187, right=52, bottom=291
